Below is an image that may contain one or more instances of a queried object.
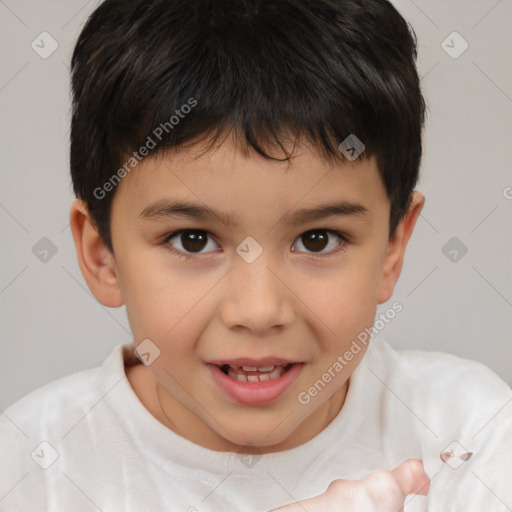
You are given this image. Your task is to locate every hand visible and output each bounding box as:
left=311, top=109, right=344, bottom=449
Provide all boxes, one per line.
left=272, top=459, right=430, bottom=511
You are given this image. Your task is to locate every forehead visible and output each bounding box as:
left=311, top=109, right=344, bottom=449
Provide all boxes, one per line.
left=111, top=139, right=387, bottom=225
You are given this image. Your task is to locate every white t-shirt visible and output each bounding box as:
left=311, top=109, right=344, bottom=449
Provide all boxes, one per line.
left=1, top=338, right=511, bottom=511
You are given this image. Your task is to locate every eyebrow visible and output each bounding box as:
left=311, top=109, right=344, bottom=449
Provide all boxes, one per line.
left=139, top=199, right=369, bottom=228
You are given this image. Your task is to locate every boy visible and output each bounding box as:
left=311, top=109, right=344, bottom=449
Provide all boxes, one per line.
left=1, top=0, right=511, bottom=510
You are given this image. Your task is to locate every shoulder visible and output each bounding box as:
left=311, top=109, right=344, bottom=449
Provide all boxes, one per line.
left=367, top=337, right=511, bottom=401
left=362, top=339, right=512, bottom=509
left=362, top=338, right=512, bottom=438
left=0, top=343, right=139, bottom=508
left=0, top=343, right=127, bottom=451
left=3, top=365, right=101, bottom=422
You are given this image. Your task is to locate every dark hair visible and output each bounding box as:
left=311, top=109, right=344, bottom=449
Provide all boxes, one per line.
left=70, top=0, right=426, bottom=254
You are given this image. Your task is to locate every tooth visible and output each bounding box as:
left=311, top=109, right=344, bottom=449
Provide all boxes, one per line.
left=228, top=370, right=237, bottom=379
left=236, top=374, right=247, bottom=382
left=257, top=366, right=275, bottom=372
left=269, top=367, right=283, bottom=380
left=258, top=373, right=270, bottom=381
left=242, top=366, right=257, bottom=371
left=247, top=375, right=259, bottom=382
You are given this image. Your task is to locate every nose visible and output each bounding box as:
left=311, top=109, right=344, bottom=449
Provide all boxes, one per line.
left=219, top=253, right=295, bottom=334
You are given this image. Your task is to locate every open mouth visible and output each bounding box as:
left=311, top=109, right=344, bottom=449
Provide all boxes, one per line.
left=219, top=363, right=294, bottom=382
left=208, top=361, right=303, bottom=406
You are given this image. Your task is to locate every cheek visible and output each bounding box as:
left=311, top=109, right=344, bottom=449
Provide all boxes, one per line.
left=298, top=256, right=381, bottom=341
left=117, top=252, right=209, bottom=346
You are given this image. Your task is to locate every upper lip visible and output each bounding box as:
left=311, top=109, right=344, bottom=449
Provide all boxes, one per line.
left=207, top=358, right=299, bottom=367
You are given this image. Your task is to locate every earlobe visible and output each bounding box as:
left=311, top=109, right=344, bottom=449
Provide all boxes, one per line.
left=69, top=199, right=124, bottom=308
left=377, top=192, right=425, bottom=304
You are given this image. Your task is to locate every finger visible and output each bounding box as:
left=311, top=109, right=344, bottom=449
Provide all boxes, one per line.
left=391, top=459, right=431, bottom=496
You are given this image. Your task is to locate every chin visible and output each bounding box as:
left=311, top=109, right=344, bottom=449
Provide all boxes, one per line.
left=230, top=435, right=289, bottom=452
left=219, top=420, right=298, bottom=452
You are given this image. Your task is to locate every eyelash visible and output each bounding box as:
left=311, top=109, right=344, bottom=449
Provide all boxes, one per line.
left=161, top=229, right=349, bottom=261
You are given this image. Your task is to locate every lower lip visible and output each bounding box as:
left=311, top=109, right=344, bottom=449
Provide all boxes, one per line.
left=207, top=363, right=303, bottom=406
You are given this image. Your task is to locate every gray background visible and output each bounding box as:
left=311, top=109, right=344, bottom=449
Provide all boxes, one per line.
left=1, top=0, right=511, bottom=410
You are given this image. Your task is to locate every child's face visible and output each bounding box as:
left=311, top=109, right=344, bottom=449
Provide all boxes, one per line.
left=74, top=136, right=422, bottom=453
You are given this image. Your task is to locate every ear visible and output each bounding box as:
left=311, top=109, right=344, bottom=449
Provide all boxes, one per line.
left=377, top=191, right=425, bottom=304
left=69, top=199, right=124, bottom=308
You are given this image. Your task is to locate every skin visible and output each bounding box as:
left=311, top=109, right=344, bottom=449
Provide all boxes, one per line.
left=70, top=136, right=424, bottom=456
left=274, top=459, right=431, bottom=510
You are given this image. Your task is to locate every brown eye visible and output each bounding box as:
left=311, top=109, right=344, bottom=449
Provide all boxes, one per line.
left=180, top=231, right=208, bottom=252
left=302, top=231, right=328, bottom=252
left=292, top=230, right=345, bottom=254
left=166, top=230, right=219, bottom=255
